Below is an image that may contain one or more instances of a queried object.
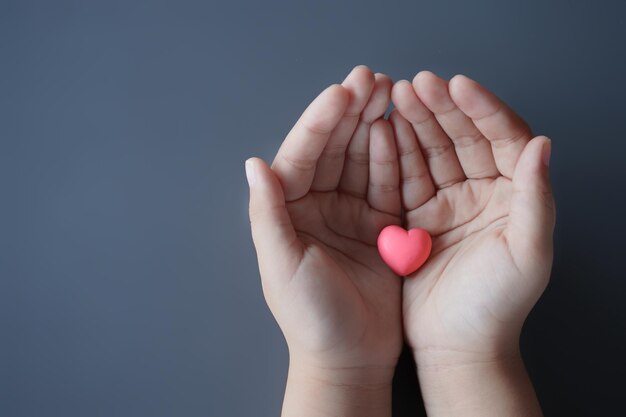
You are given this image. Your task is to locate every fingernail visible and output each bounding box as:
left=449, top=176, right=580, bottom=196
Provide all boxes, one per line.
left=245, top=159, right=256, bottom=186
left=542, top=138, right=552, bottom=167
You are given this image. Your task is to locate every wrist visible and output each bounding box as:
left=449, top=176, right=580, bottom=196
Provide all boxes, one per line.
left=413, top=345, right=543, bottom=417
left=281, top=354, right=395, bottom=417
left=410, top=324, right=524, bottom=370
left=413, top=340, right=522, bottom=373
left=287, top=347, right=399, bottom=387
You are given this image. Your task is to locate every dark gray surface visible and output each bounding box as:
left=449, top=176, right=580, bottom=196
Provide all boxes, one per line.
left=2, top=1, right=625, bottom=416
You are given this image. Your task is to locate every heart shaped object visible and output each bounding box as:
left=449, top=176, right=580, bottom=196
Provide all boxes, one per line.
left=377, top=225, right=432, bottom=276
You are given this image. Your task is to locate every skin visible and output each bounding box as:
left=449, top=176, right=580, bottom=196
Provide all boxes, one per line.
left=247, top=66, right=403, bottom=417
left=246, top=66, right=555, bottom=417
left=391, top=71, right=554, bottom=416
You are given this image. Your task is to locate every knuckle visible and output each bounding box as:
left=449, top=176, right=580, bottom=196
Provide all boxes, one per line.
left=280, top=155, right=316, bottom=172
left=422, top=143, right=453, bottom=159
left=451, top=131, right=484, bottom=149
left=346, top=151, right=369, bottom=166
left=369, top=182, right=398, bottom=193
left=401, top=170, right=431, bottom=185
left=490, top=130, right=530, bottom=149
left=320, top=143, right=347, bottom=160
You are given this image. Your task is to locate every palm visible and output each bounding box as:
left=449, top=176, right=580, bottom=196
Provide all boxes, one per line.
left=284, top=191, right=401, bottom=362
left=390, top=72, right=554, bottom=355
left=404, top=177, right=521, bottom=352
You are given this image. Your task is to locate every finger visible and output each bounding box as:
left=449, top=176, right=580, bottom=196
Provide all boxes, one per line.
left=413, top=71, right=499, bottom=179
left=368, top=118, right=401, bottom=216
left=311, top=66, right=375, bottom=191
left=339, top=73, right=393, bottom=198
left=391, top=79, right=465, bottom=189
left=246, top=158, right=302, bottom=283
left=362, top=73, right=393, bottom=124
left=449, top=74, right=533, bottom=178
left=389, top=110, right=435, bottom=210
left=506, top=136, right=555, bottom=276
left=272, top=84, right=350, bottom=201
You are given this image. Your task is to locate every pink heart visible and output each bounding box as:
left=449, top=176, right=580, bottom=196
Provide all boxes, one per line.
left=377, top=225, right=432, bottom=276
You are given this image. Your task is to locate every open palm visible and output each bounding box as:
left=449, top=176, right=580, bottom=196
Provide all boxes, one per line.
left=249, top=67, right=404, bottom=369
left=390, top=72, right=555, bottom=361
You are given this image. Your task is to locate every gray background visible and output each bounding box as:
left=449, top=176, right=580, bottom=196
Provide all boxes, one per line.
left=2, top=0, right=625, bottom=416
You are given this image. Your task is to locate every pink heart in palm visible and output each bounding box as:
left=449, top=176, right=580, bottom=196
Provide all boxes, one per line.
left=377, top=225, right=432, bottom=276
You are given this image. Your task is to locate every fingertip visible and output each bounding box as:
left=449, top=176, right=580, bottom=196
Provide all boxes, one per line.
left=449, top=73, right=472, bottom=85
left=249, top=156, right=289, bottom=209
left=342, top=66, right=376, bottom=115
left=354, top=64, right=373, bottom=73
left=412, top=71, right=451, bottom=111
left=538, top=136, right=552, bottom=167
left=375, top=72, right=392, bottom=82
left=245, top=157, right=257, bottom=187
left=412, top=70, right=438, bottom=90
left=303, top=84, right=350, bottom=133
left=344, top=65, right=375, bottom=84
left=391, top=80, right=413, bottom=107
left=534, top=135, right=551, bottom=144
left=246, top=156, right=263, bottom=165
left=448, top=73, right=471, bottom=93
left=391, top=79, right=431, bottom=124
left=355, top=63, right=371, bottom=70
left=374, top=73, right=394, bottom=94
left=246, top=156, right=272, bottom=186
left=530, top=135, right=551, bottom=153
left=448, top=74, right=485, bottom=112
left=362, top=75, right=393, bottom=123
left=324, top=83, right=351, bottom=107
left=392, top=79, right=409, bottom=88
left=371, top=117, right=391, bottom=134
left=514, top=136, right=553, bottom=182
left=391, top=79, right=411, bottom=101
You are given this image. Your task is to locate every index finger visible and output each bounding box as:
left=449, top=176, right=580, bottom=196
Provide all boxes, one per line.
left=449, top=74, right=533, bottom=178
left=272, top=84, right=350, bottom=201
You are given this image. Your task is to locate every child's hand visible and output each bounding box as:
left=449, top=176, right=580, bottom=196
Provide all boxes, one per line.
left=391, top=72, right=554, bottom=416
left=246, top=66, right=402, bottom=407
left=392, top=71, right=555, bottom=360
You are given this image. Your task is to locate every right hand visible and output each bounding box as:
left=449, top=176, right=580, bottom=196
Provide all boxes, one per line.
left=390, top=71, right=555, bottom=368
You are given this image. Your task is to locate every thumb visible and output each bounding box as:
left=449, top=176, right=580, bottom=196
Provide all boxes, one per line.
left=246, top=157, right=302, bottom=281
left=507, top=136, right=556, bottom=272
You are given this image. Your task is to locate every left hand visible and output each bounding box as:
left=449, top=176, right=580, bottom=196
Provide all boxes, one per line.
left=390, top=71, right=556, bottom=366
left=248, top=66, right=404, bottom=377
